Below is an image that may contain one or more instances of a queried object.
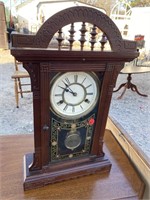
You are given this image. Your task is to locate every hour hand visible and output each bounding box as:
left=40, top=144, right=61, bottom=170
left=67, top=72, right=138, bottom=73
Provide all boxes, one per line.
left=58, top=85, right=69, bottom=92
left=62, top=82, right=77, bottom=96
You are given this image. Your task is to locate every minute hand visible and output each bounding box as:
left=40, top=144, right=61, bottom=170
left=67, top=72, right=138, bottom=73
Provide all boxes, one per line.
left=63, top=82, right=77, bottom=96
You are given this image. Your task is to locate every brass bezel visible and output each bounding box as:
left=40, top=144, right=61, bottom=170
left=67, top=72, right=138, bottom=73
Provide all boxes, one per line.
left=49, top=71, right=100, bottom=120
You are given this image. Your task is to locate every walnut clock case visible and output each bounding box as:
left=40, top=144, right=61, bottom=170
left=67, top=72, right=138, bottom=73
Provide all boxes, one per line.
left=11, top=6, right=139, bottom=190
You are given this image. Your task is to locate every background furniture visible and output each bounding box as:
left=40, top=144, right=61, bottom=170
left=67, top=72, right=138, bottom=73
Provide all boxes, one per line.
left=11, top=59, right=31, bottom=108
left=114, top=66, right=150, bottom=99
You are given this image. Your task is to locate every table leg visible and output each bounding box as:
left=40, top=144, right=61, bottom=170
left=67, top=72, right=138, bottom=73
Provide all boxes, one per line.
left=113, top=83, right=127, bottom=92
left=117, top=83, right=127, bottom=99
left=130, top=84, right=148, bottom=97
left=113, top=73, right=148, bottom=99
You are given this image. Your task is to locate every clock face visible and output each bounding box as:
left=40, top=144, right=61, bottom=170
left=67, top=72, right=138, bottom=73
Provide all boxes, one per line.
left=50, top=72, right=99, bottom=119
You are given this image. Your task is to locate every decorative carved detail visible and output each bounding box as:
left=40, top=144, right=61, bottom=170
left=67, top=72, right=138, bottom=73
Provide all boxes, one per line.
left=79, top=22, right=87, bottom=50
left=12, top=34, right=34, bottom=47
left=40, top=63, right=50, bottom=73
left=33, top=91, right=40, bottom=99
left=56, top=29, right=64, bottom=50
left=35, top=7, right=122, bottom=51
left=12, top=7, right=126, bottom=51
left=106, top=64, right=114, bottom=72
left=106, top=63, right=124, bottom=94
left=23, top=63, right=40, bottom=91
left=90, top=24, right=97, bottom=51
left=40, top=62, right=52, bottom=73
left=124, top=40, right=137, bottom=49
left=100, top=34, right=107, bottom=51
left=41, top=63, right=106, bottom=72
left=68, top=23, right=75, bottom=50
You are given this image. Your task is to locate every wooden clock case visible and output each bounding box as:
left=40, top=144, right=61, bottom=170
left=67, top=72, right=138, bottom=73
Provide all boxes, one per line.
left=11, top=6, right=138, bottom=190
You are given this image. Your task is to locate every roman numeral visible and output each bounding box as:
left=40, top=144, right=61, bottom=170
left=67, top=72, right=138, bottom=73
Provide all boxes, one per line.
left=63, top=104, right=68, bottom=111
left=86, top=92, right=93, bottom=95
left=81, top=77, right=86, bottom=84
left=80, top=105, right=83, bottom=110
left=72, top=106, right=75, bottom=112
left=65, top=77, right=71, bottom=85
left=74, top=74, right=78, bottom=83
left=55, top=94, right=62, bottom=96
left=85, top=84, right=92, bottom=89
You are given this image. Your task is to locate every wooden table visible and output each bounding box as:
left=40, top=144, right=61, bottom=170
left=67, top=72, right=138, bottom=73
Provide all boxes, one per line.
left=0, top=130, right=145, bottom=200
left=114, top=66, right=150, bottom=99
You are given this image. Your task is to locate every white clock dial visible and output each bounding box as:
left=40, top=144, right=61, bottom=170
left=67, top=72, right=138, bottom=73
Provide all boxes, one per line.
left=50, top=72, right=99, bottom=119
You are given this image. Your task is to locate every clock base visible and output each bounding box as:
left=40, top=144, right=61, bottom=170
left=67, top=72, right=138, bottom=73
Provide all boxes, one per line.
left=23, top=153, right=111, bottom=191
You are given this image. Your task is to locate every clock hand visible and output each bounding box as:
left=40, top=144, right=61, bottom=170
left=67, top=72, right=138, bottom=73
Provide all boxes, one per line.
left=58, top=85, right=76, bottom=96
left=62, top=81, right=77, bottom=96
left=69, top=89, right=77, bottom=96
left=58, top=85, right=69, bottom=92
left=68, top=87, right=77, bottom=96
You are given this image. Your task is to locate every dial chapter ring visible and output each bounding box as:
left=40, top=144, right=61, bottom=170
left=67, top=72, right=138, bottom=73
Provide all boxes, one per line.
left=50, top=72, right=99, bottom=119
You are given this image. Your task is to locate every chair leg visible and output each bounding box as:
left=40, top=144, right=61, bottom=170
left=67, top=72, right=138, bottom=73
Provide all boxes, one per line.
left=18, top=78, right=23, bottom=98
left=14, top=78, right=19, bottom=108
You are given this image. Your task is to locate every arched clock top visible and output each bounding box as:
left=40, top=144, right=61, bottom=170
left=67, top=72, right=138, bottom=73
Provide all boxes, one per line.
left=11, top=6, right=137, bottom=53
left=35, top=6, right=122, bottom=51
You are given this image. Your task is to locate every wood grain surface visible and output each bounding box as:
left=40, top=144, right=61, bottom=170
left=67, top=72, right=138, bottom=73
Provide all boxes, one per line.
left=0, top=130, right=144, bottom=200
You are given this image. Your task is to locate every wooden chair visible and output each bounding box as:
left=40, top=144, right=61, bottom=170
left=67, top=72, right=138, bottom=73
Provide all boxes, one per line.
left=11, top=59, right=31, bottom=108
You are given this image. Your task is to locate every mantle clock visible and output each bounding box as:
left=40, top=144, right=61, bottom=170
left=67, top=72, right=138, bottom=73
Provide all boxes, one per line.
left=11, top=6, right=138, bottom=190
